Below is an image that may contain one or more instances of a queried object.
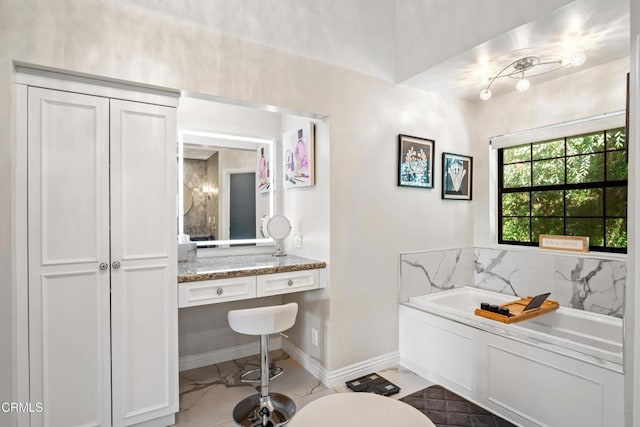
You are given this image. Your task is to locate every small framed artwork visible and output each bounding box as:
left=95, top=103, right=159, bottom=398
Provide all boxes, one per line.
left=283, top=123, right=315, bottom=188
left=398, top=134, right=435, bottom=188
left=442, top=152, right=472, bottom=200
left=256, top=144, right=271, bottom=193
left=539, top=235, right=589, bottom=253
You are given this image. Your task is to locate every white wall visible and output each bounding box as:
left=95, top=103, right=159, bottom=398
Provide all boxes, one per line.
left=626, top=0, right=639, bottom=425
left=177, top=97, right=282, bottom=139
left=280, top=114, right=331, bottom=365
left=473, top=58, right=630, bottom=248
left=1, top=1, right=476, bottom=412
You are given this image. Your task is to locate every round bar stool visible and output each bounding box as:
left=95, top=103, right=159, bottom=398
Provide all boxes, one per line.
left=287, top=392, right=436, bottom=427
left=228, top=302, right=298, bottom=427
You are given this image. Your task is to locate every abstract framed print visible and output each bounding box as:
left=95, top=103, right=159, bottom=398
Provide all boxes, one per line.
left=398, top=134, right=435, bottom=188
left=442, top=152, right=472, bottom=200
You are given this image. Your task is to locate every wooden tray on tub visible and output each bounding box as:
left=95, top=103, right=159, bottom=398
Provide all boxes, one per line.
left=474, top=294, right=559, bottom=324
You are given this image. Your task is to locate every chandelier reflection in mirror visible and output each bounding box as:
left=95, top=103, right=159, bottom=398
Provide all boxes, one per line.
left=479, top=51, right=586, bottom=101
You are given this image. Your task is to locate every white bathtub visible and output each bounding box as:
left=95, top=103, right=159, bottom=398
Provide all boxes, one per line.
left=407, top=286, right=623, bottom=366
left=400, top=287, right=624, bottom=427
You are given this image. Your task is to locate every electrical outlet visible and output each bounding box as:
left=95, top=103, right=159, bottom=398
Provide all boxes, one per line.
left=311, top=328, right=319, bottom=346
left=294, top=234, right=302, bottom=248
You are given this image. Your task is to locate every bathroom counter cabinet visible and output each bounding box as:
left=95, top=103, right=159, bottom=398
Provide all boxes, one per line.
left=178, top=254, right=326, bottom=307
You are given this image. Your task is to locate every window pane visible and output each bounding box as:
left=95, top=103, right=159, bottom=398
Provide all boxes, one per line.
left=532, top=190, right=563, bottom=216
left=503, top=145, right=531, bottom=164
left=503, top=162, right=531, bottom=188
left=533, top=159, right=564, bottom=186
left=532, top=218, right=564, bottom=242
left=567, top=132, right=604, bottom=155
left=566, top=188, right=603, bottom=216
left=498, top=127, right=627, bottom=253
left=606, top=218, right=627, bottom=248
left=533, top=139, right=564, bottom=160
left=606, top=186, right=627, bottom=217
left=606, top=128, right=626, bottom=150
left=502, top=218, right=530, bottom=242
left=502, top=193, right=529, bottom=216
left=566, top=218, right=604, bottom=246
left=607, top=151, right=628, bottom=181
left=566, top=153, right=604, bottom=184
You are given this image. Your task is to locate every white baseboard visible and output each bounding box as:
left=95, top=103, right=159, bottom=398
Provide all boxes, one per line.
left=280, top=338, right=329, bottom=385
left=181, top=338, right=400, bottom=388
left=179, top=336, right=282, bottom=371
left=281, top=339, right=400, bottom=388
left=325, top=350, right=400, bottom=388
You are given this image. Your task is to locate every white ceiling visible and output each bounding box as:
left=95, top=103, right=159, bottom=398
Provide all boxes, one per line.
left=109, top=0, right=630, bottom=101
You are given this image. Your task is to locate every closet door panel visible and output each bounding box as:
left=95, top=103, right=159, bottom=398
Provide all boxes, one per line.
left=27, top=87, right=111, bottom=427
left=110, top=99, right=178, bottom=426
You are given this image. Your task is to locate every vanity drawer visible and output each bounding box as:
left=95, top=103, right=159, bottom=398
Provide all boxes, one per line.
left=179, top=276, right=257, bottom=307
left=257, top=269, right=319, bottom=297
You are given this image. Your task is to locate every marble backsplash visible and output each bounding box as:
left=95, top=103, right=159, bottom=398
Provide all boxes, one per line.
left=400, top=247, right=625, bottom=318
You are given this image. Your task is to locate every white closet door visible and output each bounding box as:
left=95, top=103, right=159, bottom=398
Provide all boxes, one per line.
left=27, top=87, right=111, bottom=427
left=109, top=99, right=178, bottom=427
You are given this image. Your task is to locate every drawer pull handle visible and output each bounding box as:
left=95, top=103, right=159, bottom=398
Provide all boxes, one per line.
left=287, top=279, right=294, bottom=286
left=216, top=288, right=224, bottom=295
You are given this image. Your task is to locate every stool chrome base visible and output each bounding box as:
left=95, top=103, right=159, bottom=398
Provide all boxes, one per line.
left=232, top=392, right=296, bottom=427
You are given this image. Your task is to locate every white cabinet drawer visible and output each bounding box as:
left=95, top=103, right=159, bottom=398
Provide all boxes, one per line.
left=257, top=270, right=319, bottom=297
left=179, top=276, right=257, bottom=307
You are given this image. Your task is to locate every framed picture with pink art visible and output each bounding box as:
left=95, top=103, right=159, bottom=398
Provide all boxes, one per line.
left=283, top=123, right=315, bottom=188
left=256, top=144, right=272, bottom=193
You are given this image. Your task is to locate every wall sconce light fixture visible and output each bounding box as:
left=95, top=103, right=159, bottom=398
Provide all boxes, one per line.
left=202, top=182, right=218, bottom=199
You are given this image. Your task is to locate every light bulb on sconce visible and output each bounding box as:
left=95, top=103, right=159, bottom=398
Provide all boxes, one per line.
left=568, top=51, right=586, bottom=67
left=202, top=182, right=218, bottom=200
left=479, top=88, right=492, bottom=101
left=516, top=78, right=530, bottom=92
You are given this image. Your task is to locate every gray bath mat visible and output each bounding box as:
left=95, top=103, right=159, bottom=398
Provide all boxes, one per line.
left=400, top=385, right=516, bottom=427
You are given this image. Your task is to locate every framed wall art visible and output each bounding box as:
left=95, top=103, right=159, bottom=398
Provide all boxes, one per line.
left=256, top=143, right=271, bottom=193
left=283, top=123, right=315, bottom=188
left=442, top=152, right=472, bottom=200
left=398, top=134, right=435, bottom=188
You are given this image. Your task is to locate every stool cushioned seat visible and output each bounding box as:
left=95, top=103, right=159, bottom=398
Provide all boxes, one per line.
left=228, top=302, right=298, bottom=335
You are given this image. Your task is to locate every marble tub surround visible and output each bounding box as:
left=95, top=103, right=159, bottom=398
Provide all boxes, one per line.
left=400, top=248, right=474, bottom=298
left=178, top=254, right=326, bottom=283
left=400, top=247, right=626, bottom=317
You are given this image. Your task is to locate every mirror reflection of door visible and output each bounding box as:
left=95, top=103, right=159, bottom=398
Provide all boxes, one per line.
left=229, top=172, right=256, bottom=241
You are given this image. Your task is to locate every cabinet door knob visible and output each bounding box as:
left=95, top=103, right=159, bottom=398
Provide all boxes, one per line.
left=111, top=261, right=121, bottom=270
left=287, top=279, right=294, bottom=286
left=99, top=262, right=109, bottom=271
left=216, top=288, right=223, bottom=295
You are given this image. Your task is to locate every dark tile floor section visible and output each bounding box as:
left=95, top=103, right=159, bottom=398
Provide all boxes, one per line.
left=400, top=385, right=516, bottom=427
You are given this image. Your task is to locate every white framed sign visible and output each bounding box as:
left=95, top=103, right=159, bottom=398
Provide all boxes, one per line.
left=539, top=235, right=589, bottom=253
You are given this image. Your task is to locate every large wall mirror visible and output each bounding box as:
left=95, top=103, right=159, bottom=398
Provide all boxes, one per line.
left=178, top=97, right=280, bottom=247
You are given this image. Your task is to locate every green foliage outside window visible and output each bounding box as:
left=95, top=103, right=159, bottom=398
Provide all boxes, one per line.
left=499, top=128, right=627, bottom=252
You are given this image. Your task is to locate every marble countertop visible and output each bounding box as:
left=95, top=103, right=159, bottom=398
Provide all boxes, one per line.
left=178, top=254, right=326, bottom=283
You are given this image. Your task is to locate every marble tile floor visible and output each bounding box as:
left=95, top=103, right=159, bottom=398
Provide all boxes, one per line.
left=176, top=350, right=433, bottom=426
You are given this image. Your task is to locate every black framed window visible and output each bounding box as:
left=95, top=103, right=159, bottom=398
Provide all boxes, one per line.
left=498, top=128, right=627, bottom=253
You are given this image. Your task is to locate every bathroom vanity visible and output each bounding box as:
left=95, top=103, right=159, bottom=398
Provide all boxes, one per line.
left=178, top=254, right=327, bottom=307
